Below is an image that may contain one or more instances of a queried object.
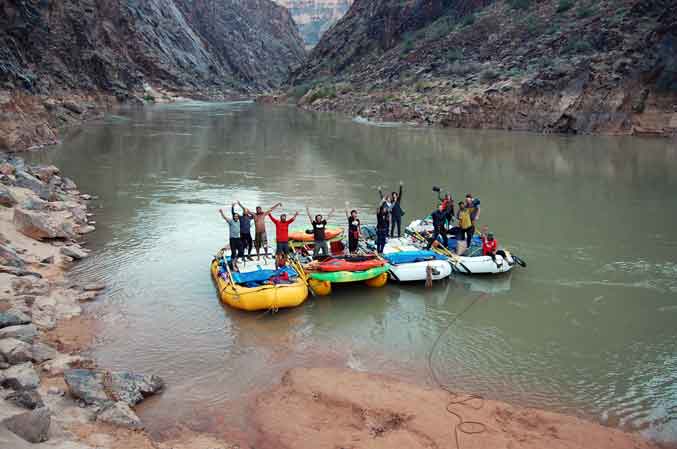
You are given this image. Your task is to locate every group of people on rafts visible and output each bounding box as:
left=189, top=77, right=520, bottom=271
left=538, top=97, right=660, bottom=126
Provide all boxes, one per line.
left=218, top=183, right=505, bottom=269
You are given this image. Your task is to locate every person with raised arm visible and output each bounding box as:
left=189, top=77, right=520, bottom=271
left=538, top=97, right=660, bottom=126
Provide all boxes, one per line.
left=426, top=203, right=448, bottom=250
left=306, top=206, right=335, bottom=259
left=268, top=206, right=299, bottom=258
left=376, top=198, right=390, bottom=254
left=389, top=181, right=404, bottom=238
left=345, top=201, right=361, bottom=254
left=243, top=201, right=280, bottom=261
left=219, top=203, right=242, bottom=268
left=234, top=201, right=255, bottom=260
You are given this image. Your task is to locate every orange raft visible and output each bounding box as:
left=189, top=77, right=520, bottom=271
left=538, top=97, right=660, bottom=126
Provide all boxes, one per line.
left=288, top=227, right=343, bottom=242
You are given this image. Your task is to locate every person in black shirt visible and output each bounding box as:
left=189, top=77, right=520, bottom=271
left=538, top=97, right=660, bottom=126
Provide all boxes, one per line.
left=376, top=199, right=390, bottom=254
left=389, top=181, right=404, bottom=238
left=345, top=203, right=361, bottom=254
left=427, top=204, right=448, bottom=249
left=306, top=206, right=335, bottom=259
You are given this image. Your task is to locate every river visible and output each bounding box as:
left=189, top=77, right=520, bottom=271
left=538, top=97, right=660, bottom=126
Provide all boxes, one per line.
left=28, top=101, right=677, bottom=444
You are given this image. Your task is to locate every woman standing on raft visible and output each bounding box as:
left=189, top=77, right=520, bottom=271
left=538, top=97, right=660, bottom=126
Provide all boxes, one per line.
left=376, top=199, right=390, bottom=254
left=389, top=181, right=404, bottom=238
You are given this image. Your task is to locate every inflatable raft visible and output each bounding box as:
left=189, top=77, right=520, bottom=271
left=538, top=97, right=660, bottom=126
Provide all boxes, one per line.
left=381, top=238, right=451, bottom=282
left=447, top=251, right=524, bottom=275
left=288, top=227, right=343, bottom=242
left=306, top=256, right=390, bottom=296
left=210, top=254, right=309, bottom=311
left=405, top=221, right=527, bottom=275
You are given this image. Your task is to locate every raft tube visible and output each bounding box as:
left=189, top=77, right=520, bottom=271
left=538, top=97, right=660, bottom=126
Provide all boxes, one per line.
left=288, top=227, right=343, bottom=242
left=308, top=265, right=390, bottom=296
left=210, top=260, right=309, bottom=311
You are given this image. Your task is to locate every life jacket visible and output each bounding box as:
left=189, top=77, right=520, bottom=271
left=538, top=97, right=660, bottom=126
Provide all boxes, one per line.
left=482, top=237, right=497, bottom=256
left=459, top=210, right=472, bottom=229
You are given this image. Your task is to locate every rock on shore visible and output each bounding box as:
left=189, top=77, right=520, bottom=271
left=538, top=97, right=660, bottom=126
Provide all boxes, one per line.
left=0, top=154, right=154, bottom=446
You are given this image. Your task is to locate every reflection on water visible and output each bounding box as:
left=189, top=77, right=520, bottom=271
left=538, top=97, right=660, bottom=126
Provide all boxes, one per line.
left=28, top=102, right=677, bottom=443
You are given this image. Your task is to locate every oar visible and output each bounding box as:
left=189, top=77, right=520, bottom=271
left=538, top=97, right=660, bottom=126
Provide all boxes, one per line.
left=222, top=255, right=240, bottom=296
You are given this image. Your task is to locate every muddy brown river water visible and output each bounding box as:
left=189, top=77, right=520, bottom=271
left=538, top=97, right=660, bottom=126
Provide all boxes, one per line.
left=28, top=101, right=677, bottom=443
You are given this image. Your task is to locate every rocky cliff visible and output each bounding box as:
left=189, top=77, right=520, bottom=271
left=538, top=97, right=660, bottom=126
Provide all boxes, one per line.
left=0, top=0, right=305, bottom=150
left=0, top=0, right=305, bottom=94
left=275, top=0, right=352, bottom=47
left=290, top=0, right=677, bottom=136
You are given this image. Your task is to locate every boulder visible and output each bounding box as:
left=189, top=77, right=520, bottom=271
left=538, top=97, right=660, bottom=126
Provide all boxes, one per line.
left=68, top=205, right=87, bottom=224
left=14, top=170, right=53, bottom=201
left=63, top=369, right=108, bottom=405
left=31, top=342, right=58, bottom=363
left=13, top=207, right=75, bottom=240
left=60, top=245, right=88, bottom=260
left=0, top=310, right=31, bottom=329
left=76, top=224, right=95, bottom=235
left=0, top=243, right=24, bottom=267
left=0, top=185, right=17, bottom=207
left=0, top=424, right=33, bottom=449
left=0, top=324, right=38, bottom=342
left=63, top=369, right=164, bottom=406
left=5, top=389, right=44, bottom=409
left=83, top=281, right=106, bottom=291
left=96, top=401, right=143, bottom=429
left=0, top=162, right=15, bottom=176
left=75, top=291, right=99, bottom=302
left=42, top=355, right=91, bottom=376
left=109, top=371, right=165, bottom=405
left=0, top=338, right=33, bottom=364
left=0, top=362, right=40, bottom=390
left=12, top=277, right=49, bottom=296
left=61, top=177, right=77, bottom=190
left=62, top=101, right=83, bottom=114
left=35, top=165, right=59, bottom=182
left=1, top=407, right=50, bottom=443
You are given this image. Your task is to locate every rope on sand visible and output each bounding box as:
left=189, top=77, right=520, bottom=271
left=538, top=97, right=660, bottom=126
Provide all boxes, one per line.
left=427, top=294, right=488, bottom=449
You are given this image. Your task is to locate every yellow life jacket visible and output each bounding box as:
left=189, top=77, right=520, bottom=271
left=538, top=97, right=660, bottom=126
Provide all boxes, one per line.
left=459, top=209, right=472, bottom=229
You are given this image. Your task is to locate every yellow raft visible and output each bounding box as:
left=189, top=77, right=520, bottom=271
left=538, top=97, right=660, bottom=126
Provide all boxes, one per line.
left=210, top=259, right=309, bottom=312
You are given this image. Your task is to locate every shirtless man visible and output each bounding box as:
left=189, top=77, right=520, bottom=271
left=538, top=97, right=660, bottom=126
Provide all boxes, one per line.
left=239, top=202, right=280, bottom=260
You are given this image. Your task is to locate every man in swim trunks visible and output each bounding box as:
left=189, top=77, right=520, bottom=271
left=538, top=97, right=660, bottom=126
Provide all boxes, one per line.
left=248, top=202, right=280, bottom=260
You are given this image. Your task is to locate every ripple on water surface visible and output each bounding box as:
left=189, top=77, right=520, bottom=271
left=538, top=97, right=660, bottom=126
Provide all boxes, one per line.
left=29, top=102, right=677, bottom=443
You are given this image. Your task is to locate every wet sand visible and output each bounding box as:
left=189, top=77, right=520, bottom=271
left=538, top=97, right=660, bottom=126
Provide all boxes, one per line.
left=252, top=367, right=663, bottom=449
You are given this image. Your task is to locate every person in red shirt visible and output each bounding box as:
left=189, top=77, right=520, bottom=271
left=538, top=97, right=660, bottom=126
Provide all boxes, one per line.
left=269, top=209, right=299, bottom=257
left=481, top=231, right=506, bottom=267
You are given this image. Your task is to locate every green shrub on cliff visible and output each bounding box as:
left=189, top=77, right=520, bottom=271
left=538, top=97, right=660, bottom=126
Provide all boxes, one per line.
left=480, top=69, right=500, bottom=82
left=461, top=14, right=476, bottom=27
left=576, top=4, right=594, bottom=18
left=306, top=85, right=337, bottom=103
left=564, top=38, right=592, bottom=54
left=556, top=0, right=575, bottom=13
left=508, top=0, right=531, bottom=10
left=656, top=59, right=677, bottom=92
left=288, top=83, right=313, bottom=100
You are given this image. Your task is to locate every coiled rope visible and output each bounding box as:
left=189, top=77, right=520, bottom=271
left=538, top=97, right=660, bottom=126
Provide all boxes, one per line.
left=427, top=294, right=487, bottom=449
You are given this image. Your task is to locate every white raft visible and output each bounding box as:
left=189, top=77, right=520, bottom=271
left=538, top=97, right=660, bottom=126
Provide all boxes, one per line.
left=405, top=221, right=526, bottom=275
left=448, top=252, right=518, bottom=275
left=382, top=238, right=452, bottom=282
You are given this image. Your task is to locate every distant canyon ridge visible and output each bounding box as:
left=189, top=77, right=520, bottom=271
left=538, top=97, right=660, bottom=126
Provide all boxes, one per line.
left=275, top=0, right=352, bottom=48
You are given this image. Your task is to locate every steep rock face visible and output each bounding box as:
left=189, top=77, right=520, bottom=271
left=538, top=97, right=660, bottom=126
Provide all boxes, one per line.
left=291, top=0, right=677, bottom=136
left=294, top=0, right=490, bottom=78
left=0, top=0, right=305, bottom=94
left=275, top=0, right=352, bottom=47
left=174, top=0, right=305, bottom=88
